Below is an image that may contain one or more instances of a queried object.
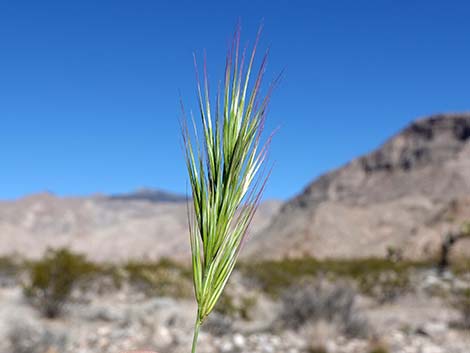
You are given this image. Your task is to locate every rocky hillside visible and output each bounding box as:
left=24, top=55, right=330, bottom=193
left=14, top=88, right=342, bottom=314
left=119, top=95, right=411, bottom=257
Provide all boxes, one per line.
left=0, top=191, right=281, bottom=262
left=245, top=113, right=470, bottom=260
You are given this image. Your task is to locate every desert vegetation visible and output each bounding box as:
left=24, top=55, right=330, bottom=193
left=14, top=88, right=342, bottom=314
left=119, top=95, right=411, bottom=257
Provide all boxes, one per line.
left=278, top=280, right=369, bottom=338
left=123, top=258, right=192, bottom=298
left=0, top=250, right=465, bottom=319
left=240, top=257, right=427, bottom=302
left=23, top=248, right=99, bottom=318
left=0, top=246, right=467, bottom=353
left=20, top=249, right=196, bottom=319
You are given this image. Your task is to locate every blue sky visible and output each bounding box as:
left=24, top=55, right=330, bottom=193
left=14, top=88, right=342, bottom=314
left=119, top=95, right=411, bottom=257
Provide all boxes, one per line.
left=1, top=1, right=470, bottom=200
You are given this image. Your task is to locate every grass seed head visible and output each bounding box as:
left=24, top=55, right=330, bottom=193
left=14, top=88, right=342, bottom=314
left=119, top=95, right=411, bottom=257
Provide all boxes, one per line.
left=181, top=25, right=278, bottom=325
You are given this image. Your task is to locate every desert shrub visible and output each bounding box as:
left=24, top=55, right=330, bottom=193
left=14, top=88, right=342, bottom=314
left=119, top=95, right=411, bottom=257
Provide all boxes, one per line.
left=241, top=257, right=420, bottom=301
left=214, top=293, right=238, bottom=318
left=124, top=258, right=192, bottom=298
left=386, top=246, right=403, bottom=262
left=82, top=265, right=124, bottom=296
left=279, top=280, right=369, bottom=338
left=8, top=320, right=67, bottom=353
left=451, top=258, right=470, bottom=275
left=0, top=255, right=19, bottom=272
left=23, top=248, right=98, bottom=318
left=368, top=347, right=389, bottom=353
left=240, top=257, right=321, bottom=295
left=357, top=270, right=411, bottom=303
left=214, top=292, right=257, bottom=320
left=306, top=346, right=328, bottom=353
left=0, top=255, right=20, bottom=286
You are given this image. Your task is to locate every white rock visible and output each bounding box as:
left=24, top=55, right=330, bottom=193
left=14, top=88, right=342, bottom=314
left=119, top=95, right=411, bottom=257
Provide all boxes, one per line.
left=220, top=340, right=234, bottom=352
left=233, top=333, right=246, bottom=348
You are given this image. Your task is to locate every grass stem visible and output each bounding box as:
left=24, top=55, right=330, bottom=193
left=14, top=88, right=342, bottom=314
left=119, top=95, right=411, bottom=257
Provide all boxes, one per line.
left=191, top=316, right=201, bottom=353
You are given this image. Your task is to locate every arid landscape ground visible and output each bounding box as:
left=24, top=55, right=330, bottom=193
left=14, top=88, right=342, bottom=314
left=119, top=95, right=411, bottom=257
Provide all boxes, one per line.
left=0, top=114, right=469, bottom=353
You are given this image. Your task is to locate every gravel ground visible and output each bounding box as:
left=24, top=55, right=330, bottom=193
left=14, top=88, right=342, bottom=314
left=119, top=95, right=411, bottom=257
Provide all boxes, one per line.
left=1, top=274, right=469, bottom=353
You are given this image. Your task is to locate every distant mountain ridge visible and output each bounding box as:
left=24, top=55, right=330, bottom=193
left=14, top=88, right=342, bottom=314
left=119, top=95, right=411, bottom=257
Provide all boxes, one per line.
left=245, top=113, right=470, bottom=260
left=0, top=188, right=281, bottom=262
left=109, top=188, right=187, bottom=203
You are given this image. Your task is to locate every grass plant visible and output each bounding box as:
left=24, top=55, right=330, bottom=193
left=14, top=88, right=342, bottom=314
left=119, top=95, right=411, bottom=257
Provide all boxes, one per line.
left=181, top=25, right=278, bottom=353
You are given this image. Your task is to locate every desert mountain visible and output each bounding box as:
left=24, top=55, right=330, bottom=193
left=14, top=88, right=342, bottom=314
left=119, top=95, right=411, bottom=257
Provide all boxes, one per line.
left=0, top=190, right=281, bottom=262
left=109, top=188, right=187, bottom=203
left=245, top=113, right=470, bottom=260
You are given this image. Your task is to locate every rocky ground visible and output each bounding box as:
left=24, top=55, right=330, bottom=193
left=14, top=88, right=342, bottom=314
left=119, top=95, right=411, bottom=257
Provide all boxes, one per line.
left=0, top=267, right=469, bottom=353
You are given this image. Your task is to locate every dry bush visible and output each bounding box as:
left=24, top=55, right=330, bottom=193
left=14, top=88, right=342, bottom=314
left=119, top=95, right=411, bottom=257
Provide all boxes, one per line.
left=241, top=257, right=418, bottom=302
left=306, top=345, right=328, bottom=353
left=279, top=280, right=369, bottom=338
left=0, top=255, right=20, bottom=287
left=124, top=258, right=192, bottom=298
left=214, top=291, right=258, bottom=320
left=368, top=345, right=390, bottom=353
left=8, top=320, right=67, bottom=353
left=23, top=248, right=98, bottom=318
